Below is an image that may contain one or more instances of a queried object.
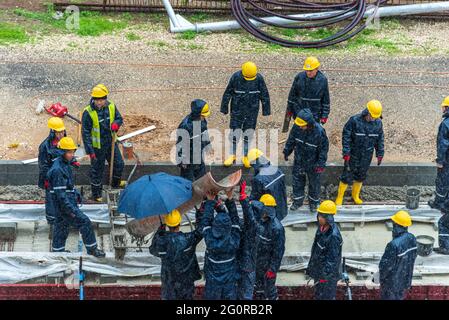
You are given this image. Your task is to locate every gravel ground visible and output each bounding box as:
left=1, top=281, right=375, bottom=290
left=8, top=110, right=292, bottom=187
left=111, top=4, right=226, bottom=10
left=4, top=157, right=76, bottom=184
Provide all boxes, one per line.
left=1, top=14, right=449, bottom=164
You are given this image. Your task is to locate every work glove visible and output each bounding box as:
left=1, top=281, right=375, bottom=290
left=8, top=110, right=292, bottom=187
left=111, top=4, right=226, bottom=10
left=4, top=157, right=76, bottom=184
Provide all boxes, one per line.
left=287, top=111, right=293, bottom=118
left=71, top=161, right=80, bottom=168
left=320, top=118, right=328, bottom=124
left=239, top=180, right=247, bottom=201
left=283, top=153, right=289, bottom=162
left=265, top=270, right=276, bottom=279
left=343, top=155, right=350, bottom=162
left=111, top=122, right=120, bottom=132
left=315, top=167, right=325, bottom=174
left=89, top=153, right=97, bottom=161
left=377, top=156, right=383, bottom=166
left=319, top=279, right=328, bottom=284
left=44, top=180, right=50, bottom=190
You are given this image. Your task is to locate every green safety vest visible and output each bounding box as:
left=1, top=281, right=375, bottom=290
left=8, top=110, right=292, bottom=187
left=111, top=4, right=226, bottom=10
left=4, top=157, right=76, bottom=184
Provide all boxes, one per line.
left=84, top=102, right=116, bottom=149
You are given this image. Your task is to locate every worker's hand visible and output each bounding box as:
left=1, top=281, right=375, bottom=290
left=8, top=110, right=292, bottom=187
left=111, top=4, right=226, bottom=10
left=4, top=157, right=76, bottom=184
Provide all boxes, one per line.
left=377, top=156, right=383, bottom=166
left=205, top=190, right=217, bottom=201
left=158, top=223, right=166, bottom=231
left=283, top=153, right=289, bottom=162
left=315, top=166, right=325, bottom=174
left=111, top=122, right=120, bottom=132
left=343, top=155, right=350, bottom=162
left=44, top=180, right=50, bottom=190
left=239, top=180, right=247, bottom=201
left=265, top=270, right=276, bottom=279
left=320, top=118, right=328, bottom=124
left=71, top=161, right=81, bottom=168
left=226, top=187, right=234, bottom=200
left=436, top=162, right=444, bottom=169
left=319, top=279, right=328, bottom=284
left=89, top=153, right=97, bottom=161
left=287, top=111, right=293, bottom=118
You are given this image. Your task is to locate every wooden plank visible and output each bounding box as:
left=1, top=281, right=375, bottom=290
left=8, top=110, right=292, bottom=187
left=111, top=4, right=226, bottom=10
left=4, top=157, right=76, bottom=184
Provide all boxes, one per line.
left=117, top=125, right=156, bottom=142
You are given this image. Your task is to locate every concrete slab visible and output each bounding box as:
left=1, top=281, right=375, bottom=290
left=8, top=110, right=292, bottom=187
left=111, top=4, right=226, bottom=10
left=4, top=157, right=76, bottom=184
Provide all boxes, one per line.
left=291, top=224, right=308, bottom=231
left=339, top=223, right=355, bottom=231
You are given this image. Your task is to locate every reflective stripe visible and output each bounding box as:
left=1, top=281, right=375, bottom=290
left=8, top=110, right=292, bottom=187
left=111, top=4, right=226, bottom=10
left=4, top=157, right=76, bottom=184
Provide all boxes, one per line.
left=436, top=191, right=447, bottom=197
left=84, top=102, right=116, bottom=149
left=203, top=226, right=211, bottom=231
left=300, top=97, right=320, bottom=101
left=259, top=235, right=272, bottom=242
left=317, top=242, right=325, bottom=250
left=234, top=90, right=245, bottom=94
left=191, top=134, right=201, bottom=139
left=53, top=186, right=67, bottom=190
left=305, top=142, right=318, bottom=148
left=52, top=246, right=66, bottom=251
left=368, top=134, right=379, bottom=137
left=249, top=91, right=260, bottom=94
left=308, top=195, right=319, bottom=201
left=322, top=104, right=330, bottom=107
left=232, top=225, right=241, bottom=231
left=439, top=234, right=449, bottom=237
left=293, top=196, right=305, bottom=200
left=397, top=247, right=417, bottom=257
left=208, top=256, right=235, bottom=264
left=355, top=133, right=366, bottom=136
left=183, top=247, right=192, bottom=253
left=49, top=190, right=75, bottom=194
left=264, top=173, right=285, bottom=189
left=159, top=251, right=167, bottom=255
left=85, top=242, right=97, bottom=248
left=295, top=138, right=304, bottom=143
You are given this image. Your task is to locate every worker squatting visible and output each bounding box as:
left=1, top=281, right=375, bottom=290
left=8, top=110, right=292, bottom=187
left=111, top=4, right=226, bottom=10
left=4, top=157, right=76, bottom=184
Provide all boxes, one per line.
left=36, top=57, right=449, bottom=299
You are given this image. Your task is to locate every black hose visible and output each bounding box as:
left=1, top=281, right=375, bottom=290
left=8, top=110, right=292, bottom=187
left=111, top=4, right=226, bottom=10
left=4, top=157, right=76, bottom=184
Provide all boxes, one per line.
left=230, top=0, right=387, bottom=48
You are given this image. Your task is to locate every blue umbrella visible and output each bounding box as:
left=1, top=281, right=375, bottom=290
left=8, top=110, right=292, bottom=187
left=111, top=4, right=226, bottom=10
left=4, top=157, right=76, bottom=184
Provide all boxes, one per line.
left=118, top=172, right=193, bottom=219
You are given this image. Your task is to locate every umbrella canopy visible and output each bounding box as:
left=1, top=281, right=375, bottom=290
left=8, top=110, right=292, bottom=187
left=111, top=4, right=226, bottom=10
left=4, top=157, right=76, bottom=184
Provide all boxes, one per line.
left=118, top=172, right=192, bottom=219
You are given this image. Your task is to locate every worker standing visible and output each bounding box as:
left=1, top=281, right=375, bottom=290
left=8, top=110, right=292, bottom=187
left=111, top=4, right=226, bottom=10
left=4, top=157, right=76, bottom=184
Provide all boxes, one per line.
left=429, top=96, right=449, bottom=210
left=221, top=61, right=271, bottom=168
left=286, top=56, right=330, bottom=123
left=247, top=148, right=288, bottom=221
left=379, top=210, right=417, bottom=300
left=149, top=209, right=203, bottom=300
left=82, top=84, right=125, bottom=202
left=176, top=99, right=212, bottom=182
left=250, top=194, right=285, bottom=300
left=335, top=100, right=384, bottom=205
left=47, top=137, right=105, bottom=257
left=283, top=108, right=329, bottom=212
left=38, top=117, right=68, bottom=225
left=436, top=204, right=449, bottom=255
left=306, top=200, right=342, bottom=300
left=202, top=190, right=241, bottom=300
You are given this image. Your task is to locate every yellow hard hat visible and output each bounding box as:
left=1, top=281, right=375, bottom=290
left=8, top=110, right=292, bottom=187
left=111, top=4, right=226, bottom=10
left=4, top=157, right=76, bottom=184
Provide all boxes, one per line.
left=165, top=209, right=182, bottom=227
left=441, top=96, right=449, bottom=108
left=303, top=56, right=320, bottom=71
left=294, top=116, right=308, bottom=127
left=247, top=148, right=264, bottom=163
left=317, top=200, right=337, bottom=215
left=391, top=210, right=412, bottom=227
left=57, top=137, right=77, bottom=150
left=242, top=61, right=258, bottom=81
left=367, top=99, right=382, bottom=119
left=91, top=84, right=109, bottom=98
left=48, top=117, right=66, bottom=132
left=201, top=103, right=211, bottom=117
left=260, top=194, right=276, bottom=207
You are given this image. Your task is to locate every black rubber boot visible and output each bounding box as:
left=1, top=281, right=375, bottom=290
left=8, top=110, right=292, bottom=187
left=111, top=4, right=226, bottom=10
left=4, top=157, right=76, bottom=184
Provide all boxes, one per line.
left=289, top=201, right=303, bottom=211
left=309, top=203, right=318, bottom=213
left=87, top=247, right=106, bottom=258
left=434, top=247, right=449, bottom=255
left=428, top=199, right=443, bottom=210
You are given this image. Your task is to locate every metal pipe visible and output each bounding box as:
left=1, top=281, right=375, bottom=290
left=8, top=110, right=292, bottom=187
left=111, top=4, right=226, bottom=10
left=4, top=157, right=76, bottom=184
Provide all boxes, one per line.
left=170, top=1, right=449, bottom=33
left=162, top=0, right=181, bottom=28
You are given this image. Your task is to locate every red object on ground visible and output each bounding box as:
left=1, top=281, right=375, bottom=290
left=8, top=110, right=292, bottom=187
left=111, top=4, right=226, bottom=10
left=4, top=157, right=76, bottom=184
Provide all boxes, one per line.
left=45, top=102, right=68, bottom=118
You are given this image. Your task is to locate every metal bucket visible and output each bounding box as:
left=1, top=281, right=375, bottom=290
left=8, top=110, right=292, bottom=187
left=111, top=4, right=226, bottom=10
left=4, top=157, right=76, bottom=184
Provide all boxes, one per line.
left=416, top=235, right=435, bottom=257
left=406, top=188, right=420, bottom=210
left=122, top=142, right=134, bottom=160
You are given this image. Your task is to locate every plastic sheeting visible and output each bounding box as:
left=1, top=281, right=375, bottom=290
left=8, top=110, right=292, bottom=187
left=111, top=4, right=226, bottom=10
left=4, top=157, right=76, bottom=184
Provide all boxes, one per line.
left=0, top=203, right=441, bottom=226
left=1, top=251, right=449, bottom=284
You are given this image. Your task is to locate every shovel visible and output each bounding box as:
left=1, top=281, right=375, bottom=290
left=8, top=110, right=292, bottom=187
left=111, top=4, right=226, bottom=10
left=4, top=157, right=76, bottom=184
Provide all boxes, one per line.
left=75, top=110, right=86, bottom=158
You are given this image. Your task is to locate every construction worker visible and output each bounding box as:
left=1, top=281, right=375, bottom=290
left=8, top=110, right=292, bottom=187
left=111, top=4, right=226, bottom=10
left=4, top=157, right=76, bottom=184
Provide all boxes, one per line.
left=201, top=190, right=241, bottom=300
left=38, top=117, right=68, bottom=225
left=47, top=137, right=105, bottom=257
left=176, top=99, right=212, bottom=182
left=221, top=61, right=271, bottom=168
left=335, top=100, right=384, bottom=205
left=82, top=84, right=125, bottom=202
left=436, top=204, right=449, bottom=255
left=250, top=194, right=285, bottom=300
left=306, top=200, right=342, bottom=300
left=149, top=209, right=203, bottom=300
left=287, top=56, right=330, bottom=123
left=283, top=108, right=329, bottom=212
left=428, top=96, right=449, bottom=210
left=379, top=210, right=417, bottom=300
left=247, top=148, right=288, bottom=221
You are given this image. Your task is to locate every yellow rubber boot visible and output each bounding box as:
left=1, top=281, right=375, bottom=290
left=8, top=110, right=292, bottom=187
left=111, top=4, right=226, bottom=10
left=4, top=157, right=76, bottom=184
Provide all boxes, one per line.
left=242, top=156, right=251, bottom=169
left=95, top=197, right=103, bottom=203
left=335, top=182, right=348, bottom=205
left=352, top=181, right=363, bottom=205
left=224, top=155, right=236, bottom=167
left=119, top=180, right=127, bottom=188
